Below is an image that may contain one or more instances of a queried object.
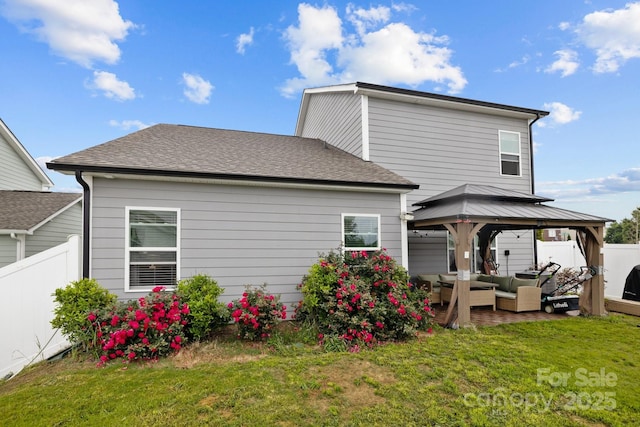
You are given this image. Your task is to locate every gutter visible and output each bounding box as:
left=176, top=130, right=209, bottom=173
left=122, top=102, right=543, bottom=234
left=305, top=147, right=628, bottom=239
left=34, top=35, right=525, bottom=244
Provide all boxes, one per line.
left=75, top=171, right=90, bottom=279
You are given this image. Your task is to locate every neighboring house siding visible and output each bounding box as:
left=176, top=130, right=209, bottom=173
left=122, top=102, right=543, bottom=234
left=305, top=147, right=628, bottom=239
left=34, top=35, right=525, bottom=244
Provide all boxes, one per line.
left=90, top=178, right=404, bottom=308
left=0, top=237, right=17, bottom=267
left=0, top=133, right=43, bottom=190
left=24, top=203, right=82, bottom=257
left=299, top=92, right=363, bottom=157
left=367, top=97, right=533, bottom=206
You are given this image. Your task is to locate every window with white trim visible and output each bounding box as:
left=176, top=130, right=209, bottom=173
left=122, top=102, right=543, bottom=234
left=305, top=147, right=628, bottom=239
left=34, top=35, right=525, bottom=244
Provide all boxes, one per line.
left=342, top=214, right=380, bottom=251
left=447, top=233, right=498, bottom=273
left=499, top=130, right=521, bottom=176
left=126, top=207, right=180, bottom=291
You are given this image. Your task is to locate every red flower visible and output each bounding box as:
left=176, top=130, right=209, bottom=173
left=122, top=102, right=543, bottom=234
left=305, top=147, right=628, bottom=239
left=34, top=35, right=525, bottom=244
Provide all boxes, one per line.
left=87, top=313, right=96, bottom=322
left=152, top=286, right=165, bottom=293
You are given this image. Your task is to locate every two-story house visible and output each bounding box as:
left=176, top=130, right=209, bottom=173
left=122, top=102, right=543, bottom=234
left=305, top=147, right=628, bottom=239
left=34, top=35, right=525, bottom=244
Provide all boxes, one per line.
left=0, top=119, right=81, bottom=268
left=48, top=83, right=607, bottom=316
left=296, top=82, right=549, bottom=276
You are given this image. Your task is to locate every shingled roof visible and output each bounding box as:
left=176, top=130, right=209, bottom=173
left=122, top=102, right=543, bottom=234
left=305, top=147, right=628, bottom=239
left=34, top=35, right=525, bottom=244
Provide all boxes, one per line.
left=47, top=124, right=417, bottom=191
left=0, top=191, right=81, bottom=232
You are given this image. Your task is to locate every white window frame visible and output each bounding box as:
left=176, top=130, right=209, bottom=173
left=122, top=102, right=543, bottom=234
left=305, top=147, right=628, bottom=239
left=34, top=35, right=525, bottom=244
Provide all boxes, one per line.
left=447, top=233, right=499, bottom=274
left=125, top=207, right=180, bottom=292
left=342, top=213, right=381, bottom=251
left=499, top=130, right=521, bottom=177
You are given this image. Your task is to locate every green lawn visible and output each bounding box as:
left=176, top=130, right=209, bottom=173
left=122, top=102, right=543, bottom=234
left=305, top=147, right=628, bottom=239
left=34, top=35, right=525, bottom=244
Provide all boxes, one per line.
left=1, top=314, right=639, bottom=426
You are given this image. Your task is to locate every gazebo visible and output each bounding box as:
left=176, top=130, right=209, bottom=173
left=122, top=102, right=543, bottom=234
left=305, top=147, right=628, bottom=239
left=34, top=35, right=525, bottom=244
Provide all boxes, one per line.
left=409, top=184, right=612, bottom=327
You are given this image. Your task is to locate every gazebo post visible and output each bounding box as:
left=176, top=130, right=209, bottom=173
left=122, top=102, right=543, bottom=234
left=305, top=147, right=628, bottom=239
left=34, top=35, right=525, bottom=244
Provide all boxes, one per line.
left=442, top=221, right=485, bottom=327
left=581, top=226, right=606, bottom=316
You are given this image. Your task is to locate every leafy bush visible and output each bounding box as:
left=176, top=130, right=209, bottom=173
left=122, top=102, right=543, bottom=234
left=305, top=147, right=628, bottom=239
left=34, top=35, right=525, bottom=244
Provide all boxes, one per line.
left=297, top=249, right=434, bottom=348
left=51, top=278, right=117, bottom=350
left=228, top=285, right=287, bottom=340
left=176, top=274, right=230, bottom=341
left=88, top=286, right=189, bottom=364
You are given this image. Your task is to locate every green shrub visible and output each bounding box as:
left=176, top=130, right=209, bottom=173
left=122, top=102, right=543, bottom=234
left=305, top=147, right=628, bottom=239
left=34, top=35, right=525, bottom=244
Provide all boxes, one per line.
left=51, top=278, right=117, bottom=350
left=298, top=249, right=434, bottom=349
left=176, top=274, right=230, bottom=341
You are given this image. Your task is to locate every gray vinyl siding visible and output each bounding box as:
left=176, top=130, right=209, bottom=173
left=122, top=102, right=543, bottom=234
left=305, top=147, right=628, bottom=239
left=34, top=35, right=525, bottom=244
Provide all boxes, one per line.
left=0, top=237, right=17, bottom=267
left=0, top=133, right=44, bottom=190
left=408, top=231, right=448, bottom=275
left=408, top=231, right=535, bottom=277
left=90, top=178, right=404, bottom=309
left=298, top=92, right=363, bottom=157
left=24, top=202, right=82, bottom=257
left=367, top=97, right=533, bottom=207
left=361, top=96, right=536, bottom=275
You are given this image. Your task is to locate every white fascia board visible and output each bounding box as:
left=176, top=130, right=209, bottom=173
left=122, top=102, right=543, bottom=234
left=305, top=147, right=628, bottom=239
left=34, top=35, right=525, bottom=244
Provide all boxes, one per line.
left=354, top=87, right=542, bottom=120
left=0, top=118, right=54, bottom=189
left=26, top=196, right=82, bottom=234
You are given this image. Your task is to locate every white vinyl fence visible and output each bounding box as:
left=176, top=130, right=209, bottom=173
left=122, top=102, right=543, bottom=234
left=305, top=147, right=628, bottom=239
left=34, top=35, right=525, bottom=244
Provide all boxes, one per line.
left=536, top=241, right=640, bottom=299
left=0, top=235, right=80, bottom=379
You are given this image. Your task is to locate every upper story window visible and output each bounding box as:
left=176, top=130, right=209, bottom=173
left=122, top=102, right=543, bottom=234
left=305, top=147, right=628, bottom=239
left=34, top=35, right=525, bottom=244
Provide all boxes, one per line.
left=126, top=207, right=180, bottom=292
left=342, top=214, right=380, bottom=251
left=499, top=130, right=521, bottom=176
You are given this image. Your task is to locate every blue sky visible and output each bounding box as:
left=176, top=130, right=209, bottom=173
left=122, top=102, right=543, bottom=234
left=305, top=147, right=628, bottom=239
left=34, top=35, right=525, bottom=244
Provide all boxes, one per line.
left=1, top=0, right=639, bottom=221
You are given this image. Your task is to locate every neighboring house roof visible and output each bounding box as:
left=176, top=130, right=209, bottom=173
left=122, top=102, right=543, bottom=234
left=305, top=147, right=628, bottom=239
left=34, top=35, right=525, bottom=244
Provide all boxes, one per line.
left=0, top=191, right=81, bottom=233
left=0, top=118, right=54, bottom=190
left=47, top=124, right=417, bottom=191
left=410, top=184, right=611, bottom=226
left=296, top=82, right=549, bottom=135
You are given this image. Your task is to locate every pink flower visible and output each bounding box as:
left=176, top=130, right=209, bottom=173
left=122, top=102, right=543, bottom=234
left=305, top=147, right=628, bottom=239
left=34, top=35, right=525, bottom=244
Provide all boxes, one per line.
left=152, top=286, right=165, bottom=293
left=128, top=352, right=136, bottom=360
left=87, top=313, right=96, bottom=322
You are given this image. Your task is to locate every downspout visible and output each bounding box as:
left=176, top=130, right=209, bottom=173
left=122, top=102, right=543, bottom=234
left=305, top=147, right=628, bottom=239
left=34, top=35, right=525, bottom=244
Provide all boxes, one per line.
left=75, top=171, right=90, bottom=279
left=529, top=114, right=542, bottom=266
left=528, top=113, right=542, bottom=194
left=9, top=232, right=25, bottom=262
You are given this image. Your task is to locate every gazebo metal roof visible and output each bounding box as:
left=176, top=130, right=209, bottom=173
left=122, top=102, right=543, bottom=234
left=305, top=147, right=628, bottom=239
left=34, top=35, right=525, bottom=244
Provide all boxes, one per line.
left=410, top=184, right=611, bottom=229
left=407, top=184, right=611, bottom=328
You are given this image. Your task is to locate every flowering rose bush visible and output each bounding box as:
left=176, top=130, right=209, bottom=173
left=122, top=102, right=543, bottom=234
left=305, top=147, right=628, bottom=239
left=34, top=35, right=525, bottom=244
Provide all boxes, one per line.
left=297, top=249, right=433, bottom=348
left=228, top=285, right=287, bottom=340
left=88, top=286, right=189, bottom=365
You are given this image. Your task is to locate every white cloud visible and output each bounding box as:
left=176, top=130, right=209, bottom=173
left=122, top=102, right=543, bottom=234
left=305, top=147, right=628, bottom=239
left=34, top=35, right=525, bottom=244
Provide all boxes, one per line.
left=280, top=3, right=466, bottom=98
left=541, top=102, right=582, bottom=126
left=545, top=49, right=579, bottom=77
left=35, top=155, right=55, bottom=172
left=558, top=21, right=571, bottom=31
left=108, top=119, right=152, bottom=130
left=346, top=4, right=390, bottom=35
left=0, top=0, right=135, bottom=68
left=576, top=2, right=640, bottom=73
left=538, top=168, right=640, bottom=201
left=182, top=72, right=213, bottom=104
left=89, top=70, right=136, bottom=101
left=236, top=27, right=255, bottom=54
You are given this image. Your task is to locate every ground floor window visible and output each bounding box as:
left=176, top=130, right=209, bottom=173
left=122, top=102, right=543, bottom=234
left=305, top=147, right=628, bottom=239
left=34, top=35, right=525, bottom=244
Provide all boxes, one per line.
left=126, top=207, right=180, bottom=291
left=447, top=233, right=498, bottom=273
left=342, top=214, right=380, bottom=251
